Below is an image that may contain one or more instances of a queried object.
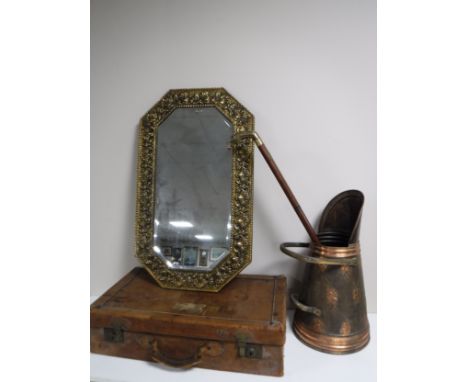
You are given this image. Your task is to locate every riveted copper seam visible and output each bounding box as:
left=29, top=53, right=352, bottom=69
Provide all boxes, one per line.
left=293, top=320, right=370, bottom=355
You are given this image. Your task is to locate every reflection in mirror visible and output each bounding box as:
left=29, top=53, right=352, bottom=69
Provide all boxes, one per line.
left=153, top=107, right=233, bottom=271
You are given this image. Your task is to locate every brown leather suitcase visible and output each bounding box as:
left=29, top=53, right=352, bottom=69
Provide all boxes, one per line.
left=91, top=267, right=287, bottom=376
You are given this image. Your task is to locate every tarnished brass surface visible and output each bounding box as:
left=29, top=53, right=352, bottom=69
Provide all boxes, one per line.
left=232, top=131, right=264, bottom=147
left=288, top=190, right=370, bottom=354
left=135, top=88, right=254, bottom=292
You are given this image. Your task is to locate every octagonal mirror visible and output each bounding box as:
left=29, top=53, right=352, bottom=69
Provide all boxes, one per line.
left=135, top=88, right=254, bottom=291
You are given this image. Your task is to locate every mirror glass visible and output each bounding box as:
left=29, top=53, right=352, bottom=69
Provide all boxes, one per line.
left=152, top=107, right=233, bottom=271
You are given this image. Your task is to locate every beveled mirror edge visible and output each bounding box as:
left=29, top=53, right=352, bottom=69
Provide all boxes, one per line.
left=134, top=88, right=255, bottom=292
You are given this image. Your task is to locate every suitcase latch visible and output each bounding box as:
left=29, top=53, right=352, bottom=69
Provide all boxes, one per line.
left=103, top=326, right=124, bottom=343
left=236, top=334, right=263, bottom=359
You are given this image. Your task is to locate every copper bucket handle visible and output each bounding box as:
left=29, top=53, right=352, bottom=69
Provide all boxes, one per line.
left=290, top=293, right=322, bottom=316
left=280, top=242, right=357, bottom=266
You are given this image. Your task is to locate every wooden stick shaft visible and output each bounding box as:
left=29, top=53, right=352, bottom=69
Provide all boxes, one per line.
left=255, top=140, right=321, bottom=245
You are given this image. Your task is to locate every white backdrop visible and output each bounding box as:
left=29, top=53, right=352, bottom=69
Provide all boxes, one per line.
left=91, top=0, right=376, bottom=312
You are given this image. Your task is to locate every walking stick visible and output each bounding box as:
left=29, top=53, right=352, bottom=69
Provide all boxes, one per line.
left=232, top=132, right=321, bottom=246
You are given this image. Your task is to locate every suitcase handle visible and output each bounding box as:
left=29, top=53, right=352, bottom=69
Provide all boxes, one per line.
left=280, top=242, right=357, bottom=266
left=151, top=340, right=207, bottom=369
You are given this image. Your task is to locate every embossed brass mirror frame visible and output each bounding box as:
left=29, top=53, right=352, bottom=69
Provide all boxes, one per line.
left=135, top=88, right=254, bottom=292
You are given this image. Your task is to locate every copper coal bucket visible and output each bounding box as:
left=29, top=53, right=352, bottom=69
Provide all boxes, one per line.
left=281, top=190, right=369, bottom=354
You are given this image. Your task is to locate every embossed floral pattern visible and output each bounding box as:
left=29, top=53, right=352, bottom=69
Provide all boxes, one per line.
left=135, top=88, right=254, bottom=291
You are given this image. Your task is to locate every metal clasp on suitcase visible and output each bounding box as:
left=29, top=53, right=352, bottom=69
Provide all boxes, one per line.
left=103, top=325, right=124, bottom=343
left=236, top=334, right=263, bottom=359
